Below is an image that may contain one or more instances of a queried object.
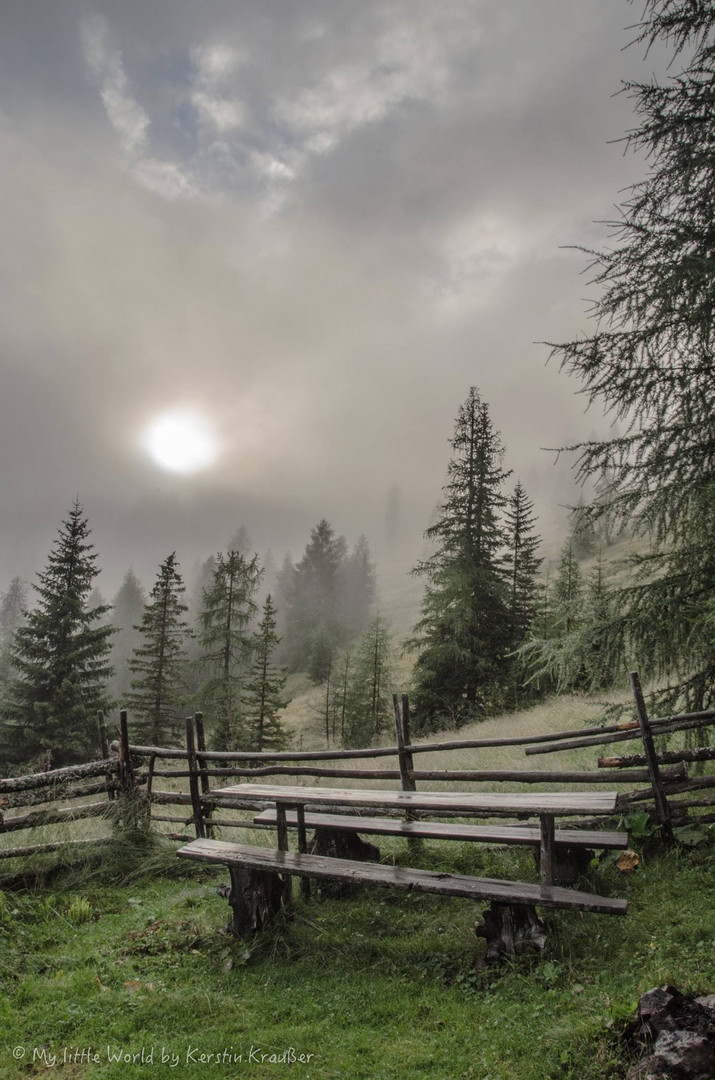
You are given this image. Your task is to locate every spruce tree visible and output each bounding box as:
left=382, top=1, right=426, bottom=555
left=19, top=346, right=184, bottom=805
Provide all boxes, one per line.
left=3, top=502, right=114, bottom=767
left=342, top=615, right=394, bottom=748
left=108, top=569, right=146, bottom=703
left=409, top=388, right=511, bottom=731
left=0, top=578, right=27, bottom=690
left=243, top=594, right=289, bottom=752
left=199, top=551, right=262, bottom=752
left=550, top=1, right=715, bottom=711
left=127, top=553, right=191, bottom=746
left=338, top=535, right=377, bottom=640
left=503, top=481, right=542, bottom=707
left=284, top=519, right=347, bottom=681
left=580, top=552, right=621, bottom=691
left=521, top=542, right=586, bottom=693
left=504, top=482, right=542, bottom=649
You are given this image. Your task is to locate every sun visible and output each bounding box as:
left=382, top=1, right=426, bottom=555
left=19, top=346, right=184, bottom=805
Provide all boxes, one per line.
left=142, top=410, right=218, bottom=474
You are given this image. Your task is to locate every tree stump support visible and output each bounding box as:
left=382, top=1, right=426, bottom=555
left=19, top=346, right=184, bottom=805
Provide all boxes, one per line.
left=219, top=867, right=288, bottom=938
left=307, top=827, right=380, bottom=896
left=475, top=903, right=548, bottom=962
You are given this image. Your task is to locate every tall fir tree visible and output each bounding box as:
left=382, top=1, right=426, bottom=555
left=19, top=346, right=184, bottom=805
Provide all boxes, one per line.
left=550, top=1, right=715, bottom=711
left=108, top=569, right=146, bottom=703
left=580, top=551, right=621, bottom=691
left=503, top=481, right=542, bottom=707
left=127, top=553, right=191, bottom=746
left=503, top=482, right=542, bottom=649
left=338, top=535, right=377, bottom=640
left=284, top=519, right=347, bottom=681
left=0, top=577, right=28, bottom=755
left=342, top=615, right=394, bottom=748
left=0, top=577, right=27, bottom=690
left=521, top=541, right=586, bottom=693
left=409, top=388, right=511, bottom=732
left=3, top=502, right=114, bottom=767
left=199, top=551, right=262, bottom=752
left=242, top=594, right=288, bottom=752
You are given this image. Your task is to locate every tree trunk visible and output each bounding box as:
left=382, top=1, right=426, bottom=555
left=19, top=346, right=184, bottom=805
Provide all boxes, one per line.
left=475, top=903, right=547, bottom=962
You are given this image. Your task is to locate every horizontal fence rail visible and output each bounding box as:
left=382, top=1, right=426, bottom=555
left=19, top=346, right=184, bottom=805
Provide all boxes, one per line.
left=2, top=683, right=714, bottom=862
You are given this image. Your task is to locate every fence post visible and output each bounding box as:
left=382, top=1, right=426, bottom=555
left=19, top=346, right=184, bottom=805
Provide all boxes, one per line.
left=194, top=712, right=213, bottom=838
left=118, top=709, right=145, bottom=830
left=393, top=694, right=419, bottom=849
left=118, top=710, right=134, bottom=796
left=186, top=716, right=206, bottom=839
left=630, top=671, right=674, bottom=843
left=98, top=710, right=115, bottom=803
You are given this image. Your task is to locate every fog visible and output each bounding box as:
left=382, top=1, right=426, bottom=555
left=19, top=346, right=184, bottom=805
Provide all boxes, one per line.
left=0, top=1, right=656, bottom=593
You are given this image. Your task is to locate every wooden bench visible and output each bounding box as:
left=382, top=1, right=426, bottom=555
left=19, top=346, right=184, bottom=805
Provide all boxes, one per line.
left=177, top=837, right=627, bottom=960
left=222, top=783, right=627, bottom=886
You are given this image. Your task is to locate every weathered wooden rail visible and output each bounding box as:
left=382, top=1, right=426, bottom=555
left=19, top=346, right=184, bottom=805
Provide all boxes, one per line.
left=3, top=672, right=713, bottom=865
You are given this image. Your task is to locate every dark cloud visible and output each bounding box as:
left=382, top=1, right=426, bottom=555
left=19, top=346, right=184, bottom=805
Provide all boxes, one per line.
left=0, top=0, right=659, bottom=590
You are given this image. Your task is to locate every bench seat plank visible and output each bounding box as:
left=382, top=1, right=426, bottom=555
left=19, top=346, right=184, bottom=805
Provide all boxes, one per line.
left=252, top=809, right=629, bottom=850
left=219, top=783, right=619, bottom=815
left=177, top=838, right=627, bottom=915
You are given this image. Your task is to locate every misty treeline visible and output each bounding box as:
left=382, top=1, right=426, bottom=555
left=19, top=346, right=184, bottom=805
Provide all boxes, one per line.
left=0, top=505, right=382, bottom=770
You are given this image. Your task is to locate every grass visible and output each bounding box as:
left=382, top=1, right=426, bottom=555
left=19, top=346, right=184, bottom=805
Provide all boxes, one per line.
left=3, top=677, right=714, bottom=1078
left=1, top=830, right=715, bottom=1080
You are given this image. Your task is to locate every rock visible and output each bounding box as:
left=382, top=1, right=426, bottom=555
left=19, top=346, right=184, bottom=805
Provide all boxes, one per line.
left=631, top=987, right=715, bottom=1080
left=651, top=1029, right=715, bottom=1080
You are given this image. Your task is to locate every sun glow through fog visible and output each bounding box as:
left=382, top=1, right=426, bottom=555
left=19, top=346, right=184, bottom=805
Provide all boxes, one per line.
left=143, top=410, right=218, bottom=474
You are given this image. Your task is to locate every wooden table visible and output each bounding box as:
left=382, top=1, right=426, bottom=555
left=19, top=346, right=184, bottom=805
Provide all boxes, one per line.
left=218, top=783, right=620, bottom=888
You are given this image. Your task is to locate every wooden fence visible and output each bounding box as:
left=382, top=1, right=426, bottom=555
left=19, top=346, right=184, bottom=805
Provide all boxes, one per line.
left=2, top=673, right=714, bottom=863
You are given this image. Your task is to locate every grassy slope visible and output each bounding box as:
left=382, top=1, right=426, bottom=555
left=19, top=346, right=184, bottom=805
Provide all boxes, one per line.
left=2, top=830, right=714, bottom=1080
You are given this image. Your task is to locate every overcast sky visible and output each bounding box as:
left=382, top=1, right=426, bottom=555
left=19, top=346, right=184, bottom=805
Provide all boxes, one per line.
left=1, top=0, right=661, bottom=594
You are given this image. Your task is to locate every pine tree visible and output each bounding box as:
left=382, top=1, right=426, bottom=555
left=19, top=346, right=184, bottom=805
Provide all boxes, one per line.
left=504, top=482, right=542, bottom=649
left=127, top=553, right=191, bottom=746
left=338, top=535, right=377, bottom=640
left=552, top=542, right=584, bottom=639
left=580, top=552, right=621, bottom=691
left=243, top=595, right=289, bottom=752
left=550, top=1, right=715, bottom=711
left=108, top=569, right=146, bottom=703
left=227, top=525, right=252, bottom=557
left=284, top=520, right=347, bottom=681
left=503, top=482, right=542, bottom=707
left=273, top=552, right=295, bottom=646
left=0, top=578, right=28, bottom=747
left=342, top=615, right=394, bottom=748
left=3, top=502, right=114, bottom=767
left=409, top=388, right=511, bottom=732
left=199, top=551, right=262, bottom=752
left=0, top=577, right=27, bottom=685
left=521, top=541, right=586, bottom=693
left=184, top=555, right=217, bottom=694
left=333, top=650, right=352, bottom=745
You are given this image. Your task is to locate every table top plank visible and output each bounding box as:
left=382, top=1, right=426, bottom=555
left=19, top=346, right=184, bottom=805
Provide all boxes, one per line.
left=218, top=783, right=619, bottom=815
